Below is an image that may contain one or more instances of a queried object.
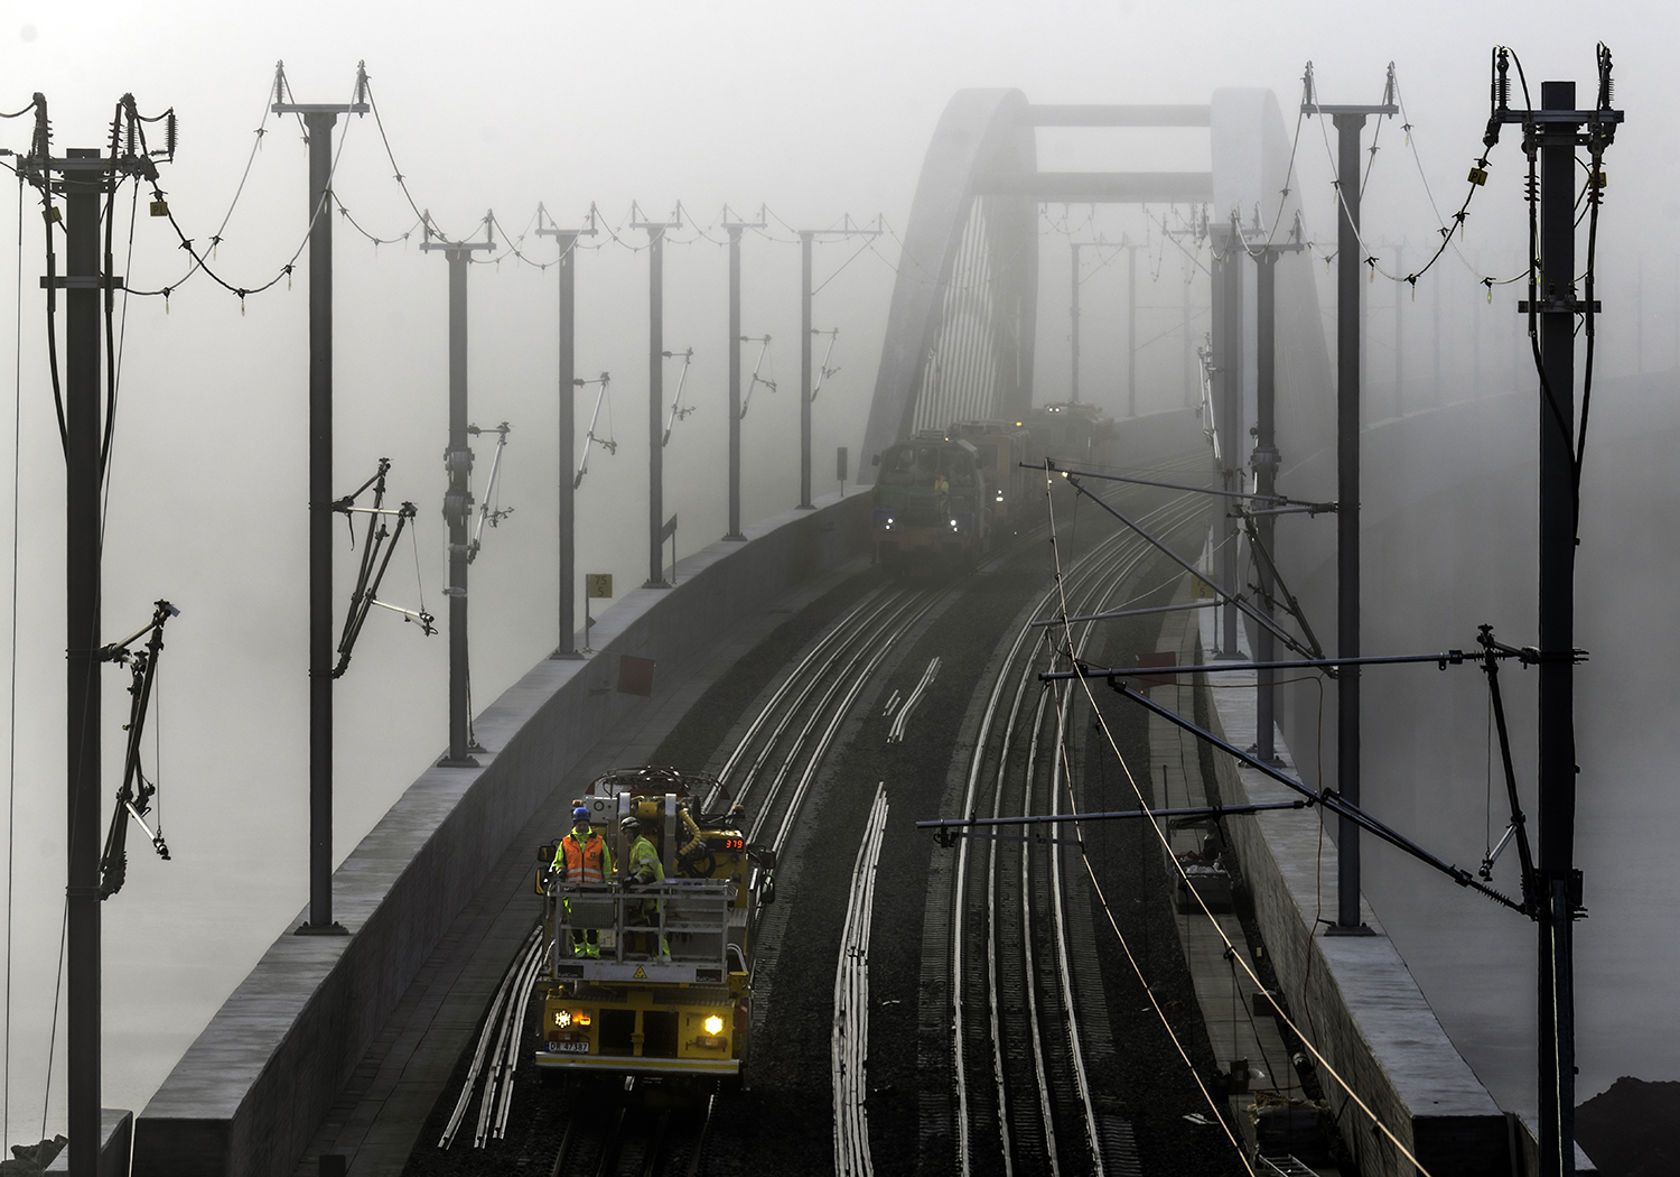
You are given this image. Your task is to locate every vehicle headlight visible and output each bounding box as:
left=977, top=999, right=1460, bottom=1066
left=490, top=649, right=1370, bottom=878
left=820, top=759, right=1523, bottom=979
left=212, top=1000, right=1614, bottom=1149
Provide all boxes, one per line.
left=553, top=1009, right=571, bottom=1030
left=703, top=1015, right=724, bottom=1036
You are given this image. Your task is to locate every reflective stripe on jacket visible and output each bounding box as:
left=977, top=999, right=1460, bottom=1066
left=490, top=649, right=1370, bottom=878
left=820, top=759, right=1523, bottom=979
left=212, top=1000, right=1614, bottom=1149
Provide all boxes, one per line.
left=627, top=835, right=664, bottom=885
left=557, top=828, right=611, bottom=883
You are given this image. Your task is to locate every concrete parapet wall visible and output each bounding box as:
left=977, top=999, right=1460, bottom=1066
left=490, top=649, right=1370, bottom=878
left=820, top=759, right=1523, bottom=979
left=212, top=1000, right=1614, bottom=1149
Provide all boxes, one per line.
left=132, top=492, right=870, bottom=1177
left=45, top=1110, right=130, bottom=1177
left=1107, top=407, right=1204, bottom=471
left=1190, top=613, right=1510, bottom=1177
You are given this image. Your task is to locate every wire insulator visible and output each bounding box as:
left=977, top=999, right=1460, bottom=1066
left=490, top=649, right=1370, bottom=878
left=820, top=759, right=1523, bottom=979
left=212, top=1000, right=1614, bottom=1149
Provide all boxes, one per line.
left=31, top=92, right=50, bottom=160
left=1483, top=48, right=1509, bottom=150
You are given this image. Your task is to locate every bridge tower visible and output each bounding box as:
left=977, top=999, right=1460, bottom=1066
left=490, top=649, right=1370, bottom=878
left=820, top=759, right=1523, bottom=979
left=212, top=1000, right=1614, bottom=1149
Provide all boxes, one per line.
left=861, top=90, right=1253, bottom=471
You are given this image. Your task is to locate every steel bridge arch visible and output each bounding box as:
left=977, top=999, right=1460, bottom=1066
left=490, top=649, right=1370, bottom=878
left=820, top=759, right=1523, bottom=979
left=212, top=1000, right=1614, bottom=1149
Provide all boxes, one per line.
left=860, top=88, right=1038, bottom=474
left=860, top=87, right=1325, bottom=483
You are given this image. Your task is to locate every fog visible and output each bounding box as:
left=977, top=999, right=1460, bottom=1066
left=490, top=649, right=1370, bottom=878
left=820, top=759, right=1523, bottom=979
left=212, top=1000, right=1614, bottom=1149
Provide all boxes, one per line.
left=0, top=0, right=1674, bottom=1149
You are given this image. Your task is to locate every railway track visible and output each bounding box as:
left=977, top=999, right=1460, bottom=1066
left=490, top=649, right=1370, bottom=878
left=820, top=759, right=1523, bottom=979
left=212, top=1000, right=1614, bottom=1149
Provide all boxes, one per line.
left=719, top=583, right=940, bottom=862
left=832, top=781, right=890, bottom=1177
left=946, top=486, right=1212, bottom=1177
left=428, top=449, right=1222, bottom=1177
left=549, top=1091, right=714, bottom=1177
left=529, top=574, right=951, bottom=1175
left=436, top=927, right=546, bottom=1151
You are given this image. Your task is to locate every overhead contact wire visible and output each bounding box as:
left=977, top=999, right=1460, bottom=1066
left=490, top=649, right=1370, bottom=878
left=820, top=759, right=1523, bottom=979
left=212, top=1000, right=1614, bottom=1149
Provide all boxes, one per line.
left=1039, top=461, right=1437, bottom=1173
left=1048, top=518, right=1439, bottom=1176
left=1038, top=479, right=1254, bottom=1175
left=125, top=68, right=363, bottom=304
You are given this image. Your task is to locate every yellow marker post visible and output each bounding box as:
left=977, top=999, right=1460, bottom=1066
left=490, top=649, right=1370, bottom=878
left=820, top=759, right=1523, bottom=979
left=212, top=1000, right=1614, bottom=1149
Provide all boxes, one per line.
left=583, top=573, right=613, bottom=653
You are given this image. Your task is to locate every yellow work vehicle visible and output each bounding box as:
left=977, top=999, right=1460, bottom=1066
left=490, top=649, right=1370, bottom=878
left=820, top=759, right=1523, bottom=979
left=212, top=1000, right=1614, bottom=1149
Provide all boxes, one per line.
left=533, top=767, right=774, bottom=1089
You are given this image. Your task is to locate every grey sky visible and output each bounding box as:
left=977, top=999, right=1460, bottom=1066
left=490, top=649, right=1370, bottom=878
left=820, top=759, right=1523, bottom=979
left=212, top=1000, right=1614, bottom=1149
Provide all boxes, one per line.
left=0, top=0, right=1670, bottom=1143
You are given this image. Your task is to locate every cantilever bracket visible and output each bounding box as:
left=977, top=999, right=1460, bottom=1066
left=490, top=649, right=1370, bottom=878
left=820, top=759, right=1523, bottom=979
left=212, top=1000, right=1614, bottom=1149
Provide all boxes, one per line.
left=98, top=599, right=181, bottom=899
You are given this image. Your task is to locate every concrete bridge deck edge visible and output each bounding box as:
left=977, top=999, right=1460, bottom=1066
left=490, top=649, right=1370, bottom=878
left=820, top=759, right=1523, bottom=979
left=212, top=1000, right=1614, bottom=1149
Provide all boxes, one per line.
left=1189, top=601, right=1595, bottom=1176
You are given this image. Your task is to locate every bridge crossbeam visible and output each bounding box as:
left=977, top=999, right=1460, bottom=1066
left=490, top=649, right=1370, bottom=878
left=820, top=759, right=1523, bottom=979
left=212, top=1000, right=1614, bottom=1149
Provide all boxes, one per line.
left=974, top=171, right=1214, bottom=202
